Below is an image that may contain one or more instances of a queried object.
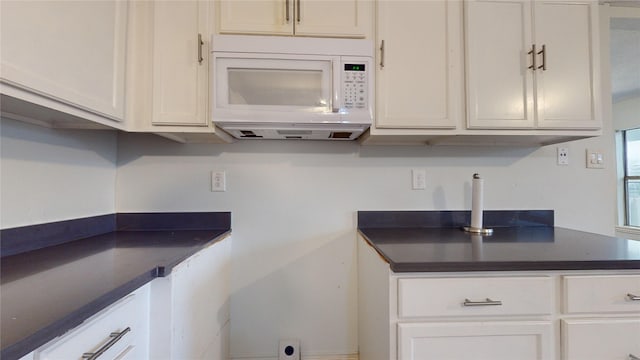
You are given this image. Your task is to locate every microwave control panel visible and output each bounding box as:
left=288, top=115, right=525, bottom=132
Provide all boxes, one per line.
left=342, top=63, right=367, bottom=110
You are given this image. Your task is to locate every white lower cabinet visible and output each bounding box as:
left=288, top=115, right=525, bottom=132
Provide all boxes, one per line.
left=561, top=275, right=640, bottom=360
left=357, top=236, right=640, bottom=360
left=33, top=283, right=150, bottom=360
left=562, top=318, right=640, bottom=360
left=20, top=235, right=231, bottom=360
left=395, top=276, right=554, bottom=360
left=398, top=321, right=553, bottom=360
left=149, top=236, right=231, bottom=359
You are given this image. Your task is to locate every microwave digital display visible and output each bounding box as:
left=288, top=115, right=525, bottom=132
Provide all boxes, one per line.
left=344, top=64, right=365, bottom=71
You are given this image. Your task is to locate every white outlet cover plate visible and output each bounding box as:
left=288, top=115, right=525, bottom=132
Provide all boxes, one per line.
left=211, top=171, right=226, bottom=191
left=557, top=147, right=569, bottom=165
left=412, top=169, right=426, bottom=190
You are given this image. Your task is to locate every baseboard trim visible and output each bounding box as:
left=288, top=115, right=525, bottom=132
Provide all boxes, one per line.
left=304, top=355, right=358, bottom=360
left=230, top=354, right=358, bottom=360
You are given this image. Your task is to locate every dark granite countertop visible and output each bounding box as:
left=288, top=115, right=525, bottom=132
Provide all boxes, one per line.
left=0, top=212, right=231, bottom=360
left=358, top=210, right=640, bottom=272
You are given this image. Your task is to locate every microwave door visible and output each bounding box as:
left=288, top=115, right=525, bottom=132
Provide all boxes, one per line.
left=215, top=56, right=334, bottom=120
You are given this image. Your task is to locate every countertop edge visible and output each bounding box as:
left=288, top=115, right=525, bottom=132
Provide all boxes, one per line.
left=389, top=260, right=640, bottom=273
left=358, top=228, right=640, bottom=273
left=358, top=230, right=392, bottom=266
left=1, top=230, right=231, bottom=360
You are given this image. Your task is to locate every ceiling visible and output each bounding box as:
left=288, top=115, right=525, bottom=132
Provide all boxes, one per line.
left=610, top=15, right=640, bottom=102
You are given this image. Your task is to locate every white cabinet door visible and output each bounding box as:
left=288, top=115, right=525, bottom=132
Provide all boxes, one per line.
left=151, top=0, right=209, bottom=126
left=375, top=0, right=461, bottom=129
left=534, top=1, right=600, bottom=129
left=294, top=0, right=369, bottom=38
left=217, top=0, right=292, bottom=36
left=562, top=318, right=640, bottom=360
left=217, top=0, right=369, bottom=38
left=465, top=0, right=535, bottom=129
left=398, top=321, right=553, bottom=360
left=465, top=0, right=600, bottom=130
left=0, top=0, right=127, bottom=121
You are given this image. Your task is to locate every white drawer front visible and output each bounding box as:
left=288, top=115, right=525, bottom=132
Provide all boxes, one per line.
left=35, top=290, right=145, bottom=360
left=564, top=275, right=640, bottom=314
left=398, top=276, right=553, bottom=318
left=562, top=318, right=640, bottom=360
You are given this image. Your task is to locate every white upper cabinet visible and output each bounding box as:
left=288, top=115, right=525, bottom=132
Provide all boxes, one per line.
left=0, top=0, right=128, bottom=122
left=217, top=0, right=371, bottom=38
left=465, top=0, right=534, bottom=129
left=151, top=0, right=209, bottom=126
left=533, top=1, right=600, bottom=129
left=217, top=0, right=291, bottom=35
left=375, top=0, right=462, bottom=130
left=465, top=0, right=600, bottom=130
left=126, top=0, right=231, bottom=142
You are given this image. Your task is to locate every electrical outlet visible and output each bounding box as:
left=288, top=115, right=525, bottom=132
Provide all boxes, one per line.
left=279, top=339, right=300, bottom=360
left=211, top=171, right=226, bottom=192
left=557, top=147, right=569, bottom=165
left=412, top=169, right=426, bottom=190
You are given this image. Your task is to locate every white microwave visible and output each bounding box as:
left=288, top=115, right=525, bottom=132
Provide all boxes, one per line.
left=211, top=35, right=374, bottom=140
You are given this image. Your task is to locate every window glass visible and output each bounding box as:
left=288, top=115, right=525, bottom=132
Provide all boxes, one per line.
left=626, top=128, right=640, bottom=177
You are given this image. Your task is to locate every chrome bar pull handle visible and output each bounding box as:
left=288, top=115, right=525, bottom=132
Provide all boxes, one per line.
left=627, top=293, right=640, bottom=301
left=463, top=298, right=503, bottom=307
left=537, top=44, right=546, bottom=71
left=197, top=33, right=204, bottom=64
left=296, top=0, right=301, bottom=23
left=82, top=327, right=131, bottom=360
left=629, top=354, right=640, bottom=360
left=285, top=0, right=290, bottom=23
left=528, top=44, right=537, bottom=71
left=380, top=40, right=385, bottom=69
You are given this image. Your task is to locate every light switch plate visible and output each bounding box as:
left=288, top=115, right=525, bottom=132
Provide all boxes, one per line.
left=586, top=149, right=604, bottom=169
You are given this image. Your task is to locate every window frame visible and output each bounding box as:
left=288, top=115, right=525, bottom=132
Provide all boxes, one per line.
left=622, top=129, right=640, bottom=227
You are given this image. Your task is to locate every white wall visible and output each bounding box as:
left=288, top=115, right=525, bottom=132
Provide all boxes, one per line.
left=613, top=96, right=640, bottom=130
left=0, top=118, right=117, bottom=228
left=116, top=130, right=616, bottom=359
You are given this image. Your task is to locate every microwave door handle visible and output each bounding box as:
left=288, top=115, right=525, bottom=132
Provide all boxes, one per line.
left=332, top=59, right=340, bottom=113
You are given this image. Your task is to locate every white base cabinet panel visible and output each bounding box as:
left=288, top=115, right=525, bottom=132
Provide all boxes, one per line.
left=358, top=235, right=640, bottom=360
left=399, top=321, right=553, bottom=360
left=149, top=236, right=231, bottom=360
left=562, top=318, right=640, bottom=360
